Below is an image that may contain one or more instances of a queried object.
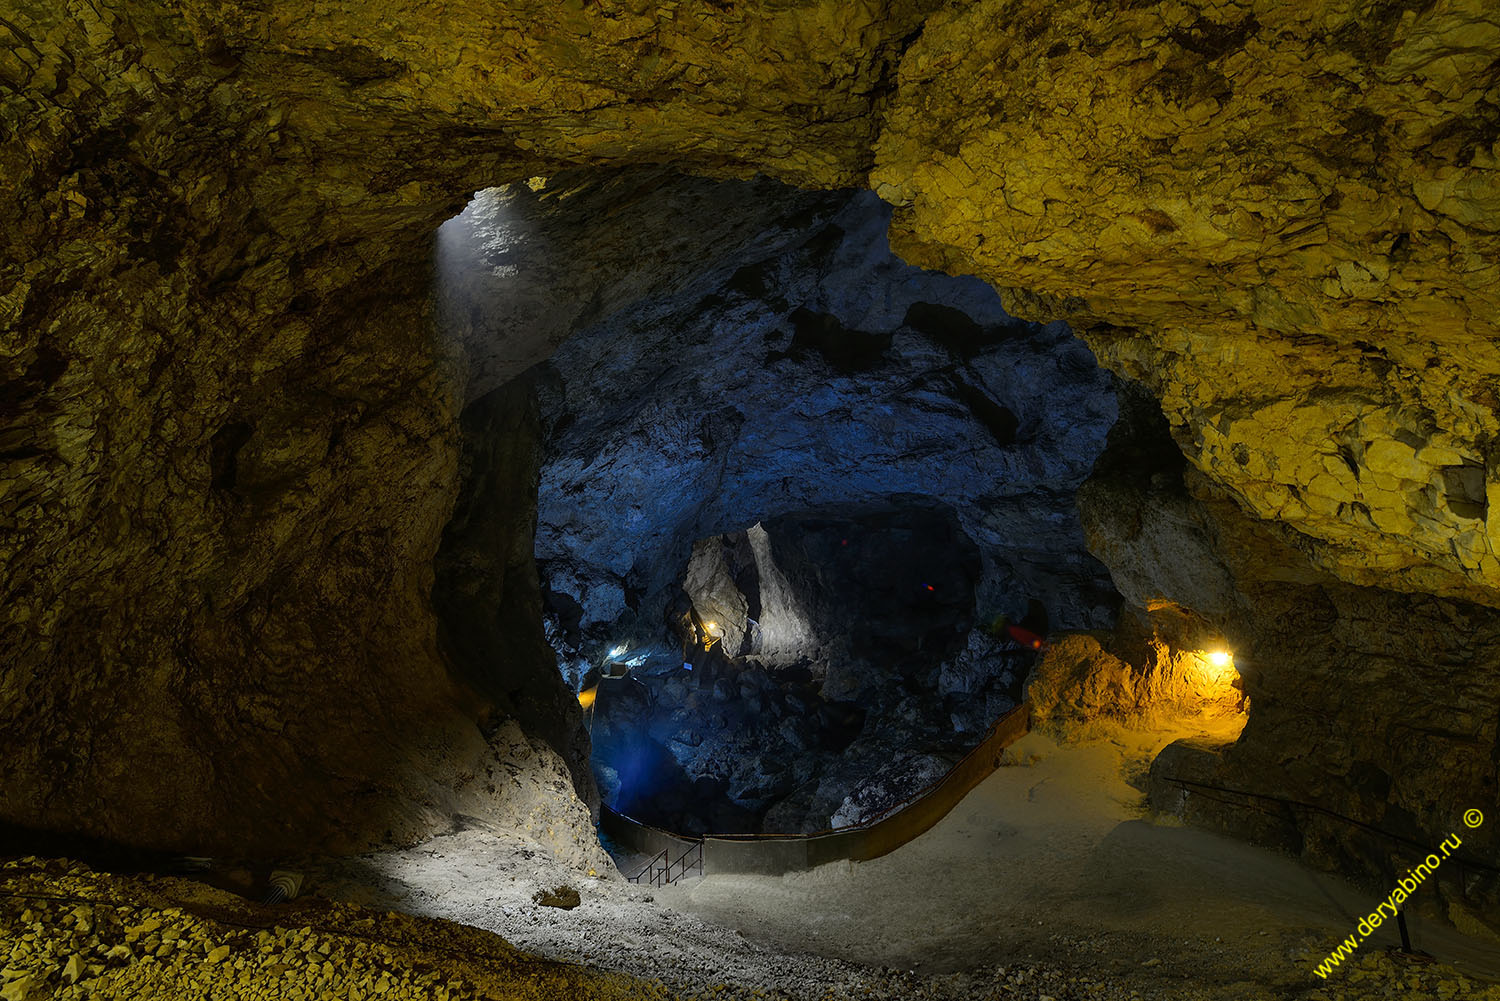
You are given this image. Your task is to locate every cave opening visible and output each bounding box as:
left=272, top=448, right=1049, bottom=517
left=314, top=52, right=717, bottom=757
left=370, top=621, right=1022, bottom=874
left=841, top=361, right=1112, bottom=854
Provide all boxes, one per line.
left=426, top=169, right=1256, bottom=854
left=585, top=502, right=1000, bottom=836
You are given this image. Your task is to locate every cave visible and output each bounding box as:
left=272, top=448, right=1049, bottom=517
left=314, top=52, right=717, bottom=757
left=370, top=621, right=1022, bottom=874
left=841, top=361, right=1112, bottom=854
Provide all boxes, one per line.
left=486, top=177, right=1120, bottom=839
left=3, top=4, right=1500, bottom=1000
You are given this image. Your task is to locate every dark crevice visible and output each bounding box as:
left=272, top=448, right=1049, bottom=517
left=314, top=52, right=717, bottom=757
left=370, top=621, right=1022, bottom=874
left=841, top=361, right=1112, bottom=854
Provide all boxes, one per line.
left=208, top=421, right=252, bottom=492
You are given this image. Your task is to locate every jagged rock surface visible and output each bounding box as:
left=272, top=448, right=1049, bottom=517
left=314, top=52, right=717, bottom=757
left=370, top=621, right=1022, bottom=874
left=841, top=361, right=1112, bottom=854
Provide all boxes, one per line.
left=1080, top=378, right=1500, bottom=925
left=534, top=187, right=1120, bottom=647
left=874, top=0, right=1500, bottom=604
left=587, top=506, right=1037, bottom=834
left=435, top=172, right=848, bottom=405
left=432, top=377, right=599, bottom=811
left=3, top=0, right=1498, bottom=919
left=524, top=183, right=1116, bottom=832
left=0, top=1, right=931, bottom=854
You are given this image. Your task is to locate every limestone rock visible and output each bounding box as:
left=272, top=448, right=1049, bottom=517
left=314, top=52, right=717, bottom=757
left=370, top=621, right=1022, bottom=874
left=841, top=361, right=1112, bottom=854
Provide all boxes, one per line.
left=828, top=752, right=953, bottom=829
left=1085, top=376, right=1500, bottom=917
left=511, top=181, right=1114, bottom=832
left=531, top=885, right=581, bottom=910
left=874, top=0, right=1500, bottom=604
left=6, top=0, right=1500, bottom=923
left=1027, top=628, right=1241, bottom=734
left=532, top=185, right=1121, bottom=651
left=0, top=0, right=933, bottom=854
left=433, top=375, right=598, bottom=814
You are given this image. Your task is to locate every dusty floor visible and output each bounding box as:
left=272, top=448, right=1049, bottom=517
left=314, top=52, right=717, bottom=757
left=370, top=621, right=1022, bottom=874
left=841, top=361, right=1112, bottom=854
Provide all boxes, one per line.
left=0, top=856, right=667, bottom=1001
left=6, top=717, right=1499, bottom=1000
left=661, top=719, right=1500, bottom=995
left=302, top=713, right=1500, bottom=1000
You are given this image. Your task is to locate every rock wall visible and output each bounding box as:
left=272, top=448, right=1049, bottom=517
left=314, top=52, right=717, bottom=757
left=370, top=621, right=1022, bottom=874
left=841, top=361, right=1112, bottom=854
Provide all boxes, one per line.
left=533, top=184, right=1120, bottom=651
left=1081, top=379, right=1500, bottom=921
left=589, top=502, right=1034, bottom=834
left=432, top=376, right=599, bottom=814
left=5, top=0, right=1499, bottom=891
left=0, top=1, right=930, bottom=854
left=1027, top=629, right=1243, bottom=735
left=515, top=177, right=1119, bottom=833
left=874, top=0, right=1500, bottom=605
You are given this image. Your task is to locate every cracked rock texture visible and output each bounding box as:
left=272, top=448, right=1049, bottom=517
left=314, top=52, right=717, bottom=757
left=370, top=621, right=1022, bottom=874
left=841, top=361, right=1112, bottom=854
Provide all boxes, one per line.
left=432, top=376, right=600, bottom=815
left=587, top=506, right=1037, bottom=834
left=520, top=181, right=1116, bottom=831
left=874, top=0, right=1500, bottom=604
left=533, top=185, right=1119, bottom=648
left=3, top=0, right=1499, bottom=915
left=1081, top=380, right=1500, bottom=924
left=0, top=1, right=931, bottom=854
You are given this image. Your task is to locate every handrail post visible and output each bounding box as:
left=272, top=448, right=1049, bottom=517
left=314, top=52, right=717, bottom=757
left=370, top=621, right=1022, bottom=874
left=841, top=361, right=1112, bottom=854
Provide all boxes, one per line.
left=627, top=848, right=670, bottom=885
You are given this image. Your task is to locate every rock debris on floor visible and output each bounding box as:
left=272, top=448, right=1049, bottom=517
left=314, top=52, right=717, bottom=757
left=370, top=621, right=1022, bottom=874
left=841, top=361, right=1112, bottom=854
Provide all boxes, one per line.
left=0, top=857, right=662, bottom=1001
left=3, top=851, right=1497, bottom=1001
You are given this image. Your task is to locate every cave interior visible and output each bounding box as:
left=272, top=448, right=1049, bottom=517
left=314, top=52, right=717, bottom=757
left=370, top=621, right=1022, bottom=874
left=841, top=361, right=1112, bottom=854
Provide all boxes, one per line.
left=4, top=2, right=1500, bottom=999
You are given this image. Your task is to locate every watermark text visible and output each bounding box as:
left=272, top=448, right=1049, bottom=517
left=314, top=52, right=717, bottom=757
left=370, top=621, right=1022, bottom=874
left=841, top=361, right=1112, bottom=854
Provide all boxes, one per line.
left=1312, top=810, right=1482, bottom=980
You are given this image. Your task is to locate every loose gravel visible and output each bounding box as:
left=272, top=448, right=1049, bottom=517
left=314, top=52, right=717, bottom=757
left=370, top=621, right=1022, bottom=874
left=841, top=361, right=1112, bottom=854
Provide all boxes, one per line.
left=3, top=851, right=1497, bottom=1000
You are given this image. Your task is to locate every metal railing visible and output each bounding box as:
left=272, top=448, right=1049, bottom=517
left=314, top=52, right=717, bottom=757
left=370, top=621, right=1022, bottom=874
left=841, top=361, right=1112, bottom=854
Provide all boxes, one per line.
left=606, top=700, right=1033, bottom=877
left=665, top=841, right=703, bottom=883
left=625, top=841, right=703, bottom=887
left=1161, top=775, right=1500, bottom=897
left=626, top=848, right=669, bottom=886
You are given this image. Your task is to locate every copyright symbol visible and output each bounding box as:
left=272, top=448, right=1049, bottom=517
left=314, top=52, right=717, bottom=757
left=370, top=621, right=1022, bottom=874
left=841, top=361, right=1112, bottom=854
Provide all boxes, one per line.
left=1465, top=809, right=1484, bottom=829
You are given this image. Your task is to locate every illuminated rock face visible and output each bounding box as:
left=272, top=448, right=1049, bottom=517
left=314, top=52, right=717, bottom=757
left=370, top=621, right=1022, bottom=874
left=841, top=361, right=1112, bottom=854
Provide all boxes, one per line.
left=2, top=0, right=1498, bottom=889
left=532, top=185, right=1119, bottom=655
left=526, top=180, right=1116, bottom=833
left=0, top=1, right=930, bottom=854
left=589, top=504, right=1004, bottom=835
left=1081, top=384, right=1500, bottom=917
left=874, top=0, right=1500, bottom=605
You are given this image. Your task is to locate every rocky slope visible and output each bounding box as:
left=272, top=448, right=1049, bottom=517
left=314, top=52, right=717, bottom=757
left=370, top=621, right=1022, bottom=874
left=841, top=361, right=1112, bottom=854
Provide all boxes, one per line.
left=24, top=853, right=1495, bottom=1001
left=1079, top=380, right=1500, bottom=925
left=0, top=857, right=660, bottom=1001
left=0, top=1, right=932, bottom=855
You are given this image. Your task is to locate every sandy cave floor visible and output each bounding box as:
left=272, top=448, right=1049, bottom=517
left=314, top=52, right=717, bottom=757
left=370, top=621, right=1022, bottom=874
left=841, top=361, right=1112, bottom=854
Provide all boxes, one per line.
left=6, top=718, right=1500, bottom=1000
left=658, top=721, right=1500, bottom=993
left=301, top=715, right=1500, bottom=1000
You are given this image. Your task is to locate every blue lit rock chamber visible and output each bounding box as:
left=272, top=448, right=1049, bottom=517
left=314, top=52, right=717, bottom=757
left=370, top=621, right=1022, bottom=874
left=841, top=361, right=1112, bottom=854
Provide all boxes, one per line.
left=499, top=175, right=1124, bottom=835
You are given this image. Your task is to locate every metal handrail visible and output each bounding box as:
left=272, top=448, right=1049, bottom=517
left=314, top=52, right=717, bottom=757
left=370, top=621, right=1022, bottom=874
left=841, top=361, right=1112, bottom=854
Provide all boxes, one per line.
left=625, top=848, right=669, bottom=885
left=665, top=841, right=703, bottom=882
left=1162, top=775, right=1500, bottom=890
left=602, top=699, right=1031, bottom=880
left=623, top=842, right=703, bottom=888
left=604, top=700, right=1031, bottom=845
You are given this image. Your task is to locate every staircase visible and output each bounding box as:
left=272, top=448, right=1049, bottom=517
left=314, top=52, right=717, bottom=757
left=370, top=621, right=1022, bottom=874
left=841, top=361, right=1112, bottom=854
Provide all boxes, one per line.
left=626, top=840, right=704, bottom=887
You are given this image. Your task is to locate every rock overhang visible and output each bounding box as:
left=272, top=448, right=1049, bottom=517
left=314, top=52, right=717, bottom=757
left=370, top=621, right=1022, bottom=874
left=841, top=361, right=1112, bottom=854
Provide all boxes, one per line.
left=1, top=0, right=1497, bottom=904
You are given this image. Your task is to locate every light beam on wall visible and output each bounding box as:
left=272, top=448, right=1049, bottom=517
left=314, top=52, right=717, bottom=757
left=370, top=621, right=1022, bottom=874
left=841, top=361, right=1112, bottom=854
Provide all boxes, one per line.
left=1196, top=648, right=1238, bottom=686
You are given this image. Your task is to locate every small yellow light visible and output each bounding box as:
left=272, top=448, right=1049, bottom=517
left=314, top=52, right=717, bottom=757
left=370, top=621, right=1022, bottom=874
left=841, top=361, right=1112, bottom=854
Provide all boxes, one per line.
left=1208, top=650, right=1231, bottom=668
left=704, top=621, right=718, bottom=633
left=578, top=687, right=597, bottom=710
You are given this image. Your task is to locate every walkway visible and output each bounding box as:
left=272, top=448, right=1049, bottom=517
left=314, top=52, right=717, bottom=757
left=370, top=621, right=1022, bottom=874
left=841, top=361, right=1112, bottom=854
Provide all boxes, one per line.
left=657, top=719, right=1500, bottom=992
left=607, top=701, right=1033, bottom=883
left=302, top=709, right=1500, bottom=999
